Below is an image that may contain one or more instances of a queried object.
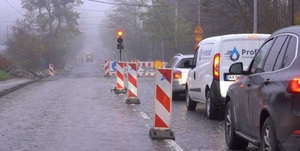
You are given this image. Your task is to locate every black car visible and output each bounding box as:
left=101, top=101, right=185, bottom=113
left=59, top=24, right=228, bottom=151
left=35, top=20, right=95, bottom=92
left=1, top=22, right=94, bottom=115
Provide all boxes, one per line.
left=225, top=26, right=300, bottom=151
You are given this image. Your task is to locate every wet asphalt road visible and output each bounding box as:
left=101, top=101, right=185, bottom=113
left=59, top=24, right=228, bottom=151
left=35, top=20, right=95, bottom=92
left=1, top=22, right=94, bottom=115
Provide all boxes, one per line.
left=0, top=62, right=259, bottom=151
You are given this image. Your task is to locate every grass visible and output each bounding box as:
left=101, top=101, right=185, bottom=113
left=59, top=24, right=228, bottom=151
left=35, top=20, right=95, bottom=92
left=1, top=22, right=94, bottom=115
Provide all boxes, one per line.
left=0, top=70, right=11, bottom=81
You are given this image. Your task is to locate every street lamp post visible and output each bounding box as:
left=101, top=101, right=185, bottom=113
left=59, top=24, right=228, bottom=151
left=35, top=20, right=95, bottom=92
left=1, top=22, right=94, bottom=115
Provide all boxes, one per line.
left=253, top=0, right=257, bottom=33
left=292, top=0, right=295, bottom=25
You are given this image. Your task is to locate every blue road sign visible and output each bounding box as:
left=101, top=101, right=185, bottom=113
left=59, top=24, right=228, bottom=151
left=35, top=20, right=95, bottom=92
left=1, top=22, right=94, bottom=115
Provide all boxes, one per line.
left=112, top=61, right=117, bottom=71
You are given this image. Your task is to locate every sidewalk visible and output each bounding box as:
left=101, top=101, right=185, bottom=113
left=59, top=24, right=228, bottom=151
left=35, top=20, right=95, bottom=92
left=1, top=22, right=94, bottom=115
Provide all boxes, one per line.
left=0, top=78, right=38, bottom=97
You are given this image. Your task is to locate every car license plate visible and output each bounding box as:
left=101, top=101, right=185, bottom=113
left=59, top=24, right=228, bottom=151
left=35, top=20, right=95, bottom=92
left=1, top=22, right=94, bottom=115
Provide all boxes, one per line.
left=225, top=74, right=240, bottom=81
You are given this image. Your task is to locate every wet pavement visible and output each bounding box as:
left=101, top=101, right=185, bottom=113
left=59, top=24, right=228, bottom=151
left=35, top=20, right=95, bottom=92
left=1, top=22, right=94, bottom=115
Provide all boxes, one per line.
left=0, top=62, right=258, bottom=151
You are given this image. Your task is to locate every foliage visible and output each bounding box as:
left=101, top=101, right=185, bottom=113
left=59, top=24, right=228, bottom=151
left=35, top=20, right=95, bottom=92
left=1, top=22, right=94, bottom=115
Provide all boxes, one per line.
left=101, top=0, right=147, bottom=60
left=100, top=0, right=293, bottom=62
left=6, top=19, right=45, bottom=69
left=4, top=0, right=83, bottom=70
left=0, top=54, right=13, bottom=71
left=18, top=59, right=34, bottom=70
left=101, top=0, right=193, bottom=61
left=0, top=70, right=11, bottom=81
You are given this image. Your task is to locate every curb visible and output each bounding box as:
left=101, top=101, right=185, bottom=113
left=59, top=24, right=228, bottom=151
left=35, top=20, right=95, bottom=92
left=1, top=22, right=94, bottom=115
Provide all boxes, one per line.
left=0, top=79, right=40, bottom=97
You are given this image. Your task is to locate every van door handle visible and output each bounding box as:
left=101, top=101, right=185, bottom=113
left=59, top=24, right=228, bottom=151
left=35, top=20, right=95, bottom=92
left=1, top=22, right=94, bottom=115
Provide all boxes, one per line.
left=193, top=72, right=196, bottom=80
left=264, top=79, right=270, bottom=85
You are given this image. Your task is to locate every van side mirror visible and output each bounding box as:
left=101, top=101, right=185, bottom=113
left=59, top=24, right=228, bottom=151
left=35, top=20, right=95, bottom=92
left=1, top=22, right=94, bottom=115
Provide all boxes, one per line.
left=229, top=62, right=243, bottom=74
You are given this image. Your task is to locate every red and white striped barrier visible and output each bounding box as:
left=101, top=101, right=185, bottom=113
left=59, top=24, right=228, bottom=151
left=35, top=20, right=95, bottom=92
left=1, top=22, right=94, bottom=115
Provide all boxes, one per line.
left=114, top=62, right=127, bottom=94
left=138, top=62, right=153, bottom=68
left=103, top=61, right=167, bottom=76
left=126, top=63, right=140, bottom=104
left=138, top=72, right=155, bottom=76
left=149, top=69, right=175, bottom=140
left=49, top=64, right=54, bottom=76
left=104, top=61, right=110, bottom=77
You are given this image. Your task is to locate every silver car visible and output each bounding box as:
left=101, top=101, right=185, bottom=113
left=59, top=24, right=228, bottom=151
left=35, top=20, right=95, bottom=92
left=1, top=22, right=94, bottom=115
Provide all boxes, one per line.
left=166, top=53, right=193, bottom=99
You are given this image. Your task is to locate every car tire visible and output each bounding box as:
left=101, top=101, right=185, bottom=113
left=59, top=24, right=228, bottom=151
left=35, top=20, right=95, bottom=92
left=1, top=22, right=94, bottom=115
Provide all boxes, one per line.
left=225, top=101, right=249, bottom=150
left=186, top=88, right=196, bottom=110
left=261, top=117, right=279, bottom=151
left=172, top=92, right=179, bottom=100
left=205, top=89, right=219, bottom=119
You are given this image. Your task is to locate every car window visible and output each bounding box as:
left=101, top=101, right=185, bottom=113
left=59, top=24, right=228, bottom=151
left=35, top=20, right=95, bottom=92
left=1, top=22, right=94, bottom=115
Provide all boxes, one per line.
left=263, top=35, right=288, bottom=72
left=175, top=58, right=193, bottom=68
left=273, top=36, right=296, bottom=70
left=250, top=38, right=275, bottom=74
left=281, top=36, right=297, bottom=68
left=166, top=58, right=179, bottom=68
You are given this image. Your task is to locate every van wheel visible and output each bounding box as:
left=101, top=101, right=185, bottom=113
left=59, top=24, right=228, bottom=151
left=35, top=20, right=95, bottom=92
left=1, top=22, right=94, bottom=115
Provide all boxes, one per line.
left=206, top=89, right=219, bottom=119
left=261, top=117, right=279, bottom=151
left=225, top=101, right=249, bottom=150
left=186, top=89, right=196, bottom=110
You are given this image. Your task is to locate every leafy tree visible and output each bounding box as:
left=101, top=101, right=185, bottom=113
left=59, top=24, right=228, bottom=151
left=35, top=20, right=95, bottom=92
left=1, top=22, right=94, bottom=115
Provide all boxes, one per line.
left=18, top=0, right=83, bottom=68
left=99, top=0, right=147, bottom=61
left=101, top=0, right=193, bottom=61
left=6, top=19, right=46, bottom=69
left=99, top=0, right=293, bottom=62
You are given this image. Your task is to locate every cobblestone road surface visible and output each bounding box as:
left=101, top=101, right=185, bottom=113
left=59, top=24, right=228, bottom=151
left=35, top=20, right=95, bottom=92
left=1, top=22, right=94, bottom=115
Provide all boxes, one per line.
left=0, top=62, right=258, bottom=151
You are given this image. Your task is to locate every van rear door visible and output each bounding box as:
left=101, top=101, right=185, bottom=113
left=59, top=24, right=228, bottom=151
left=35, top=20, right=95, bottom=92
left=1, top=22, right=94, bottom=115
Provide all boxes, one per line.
left=219, top=34, right=270, bottom=97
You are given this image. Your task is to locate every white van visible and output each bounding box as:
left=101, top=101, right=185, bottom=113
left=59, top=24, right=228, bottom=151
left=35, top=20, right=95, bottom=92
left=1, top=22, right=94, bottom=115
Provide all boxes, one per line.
left=185, top=33, right=270, bottom=119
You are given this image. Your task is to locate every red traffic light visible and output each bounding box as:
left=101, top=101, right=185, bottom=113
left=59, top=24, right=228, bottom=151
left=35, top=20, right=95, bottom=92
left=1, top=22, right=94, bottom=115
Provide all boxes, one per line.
left=117, top=30, right=123, bottom=37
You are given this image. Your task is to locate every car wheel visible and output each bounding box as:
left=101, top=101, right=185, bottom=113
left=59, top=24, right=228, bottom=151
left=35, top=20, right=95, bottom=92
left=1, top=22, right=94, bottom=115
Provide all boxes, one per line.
left=186, top=88, right=196, bottom=110
left=172, top=92, right=179, bottom=100
left=261, top=117, right=279, bottom=151
left=225, top=101, right=249, bottom=150
left=205, top=89, right=219, bottom=119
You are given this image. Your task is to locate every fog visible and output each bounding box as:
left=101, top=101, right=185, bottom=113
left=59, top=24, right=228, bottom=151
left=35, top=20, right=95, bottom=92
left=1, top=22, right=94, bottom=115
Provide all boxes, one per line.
left=77, top=1, right=112, bottom=61
left=0, top=0, right=24, bottom=44
left=0, top=0, right=111, bottom=61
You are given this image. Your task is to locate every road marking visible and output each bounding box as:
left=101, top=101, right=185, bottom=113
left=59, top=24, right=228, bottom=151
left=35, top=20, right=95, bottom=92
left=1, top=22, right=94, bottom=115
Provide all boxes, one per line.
left=133, top=110, right=184, bottom=151
left=138, top=111, right=150, bottom=119
left=165, top=140, right=184, bottom=151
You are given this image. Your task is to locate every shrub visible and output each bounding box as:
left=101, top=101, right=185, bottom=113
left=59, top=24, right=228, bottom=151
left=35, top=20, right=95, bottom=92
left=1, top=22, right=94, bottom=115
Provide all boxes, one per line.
left=0, top=54, right=13, bottom=71
left=18, top=59, right=33, bottom=70
left=0, top=70, right=11, bottom=81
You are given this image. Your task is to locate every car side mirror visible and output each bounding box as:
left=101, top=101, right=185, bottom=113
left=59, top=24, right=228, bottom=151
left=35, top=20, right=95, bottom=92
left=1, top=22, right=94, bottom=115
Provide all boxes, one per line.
left=229, top=62, right=244, bottom=74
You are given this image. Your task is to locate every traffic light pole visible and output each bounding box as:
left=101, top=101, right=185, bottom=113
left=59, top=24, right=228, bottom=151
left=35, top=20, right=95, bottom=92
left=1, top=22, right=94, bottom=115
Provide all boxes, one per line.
left=119, top=49, right=122, bottom=61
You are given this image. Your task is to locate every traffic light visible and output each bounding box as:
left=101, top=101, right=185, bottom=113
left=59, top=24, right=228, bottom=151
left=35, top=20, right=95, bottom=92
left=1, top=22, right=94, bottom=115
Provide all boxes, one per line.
left=117, top=30, right=123, bottom=37
left=117, top=37, right=123, bottom=43
left=117, top=29, right=124, bottom=49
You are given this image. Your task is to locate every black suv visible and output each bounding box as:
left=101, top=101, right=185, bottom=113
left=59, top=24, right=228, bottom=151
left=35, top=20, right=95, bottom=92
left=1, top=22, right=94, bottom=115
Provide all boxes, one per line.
left=225, top=26, right=300, bottom=150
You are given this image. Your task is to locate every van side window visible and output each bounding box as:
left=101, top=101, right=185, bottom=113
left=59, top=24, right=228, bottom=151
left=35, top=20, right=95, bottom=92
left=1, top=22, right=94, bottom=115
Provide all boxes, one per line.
left=274, top=36, right=297, bottom=70
left=263, top=35, right=288, bottom=72
left=250, top=38, right=275, bottom=74
left=192, top=47, right=199, bottom=66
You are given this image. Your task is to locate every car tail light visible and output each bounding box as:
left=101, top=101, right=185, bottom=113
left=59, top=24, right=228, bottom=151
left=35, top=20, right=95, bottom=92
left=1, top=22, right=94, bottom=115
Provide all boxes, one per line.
left=213, top=53, right=220, bottom=80
left=292, top=130, right=300, bottom=135
left=287, top=77, right=300, bottom=94
left=173, top=70, right=182, bottom=79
